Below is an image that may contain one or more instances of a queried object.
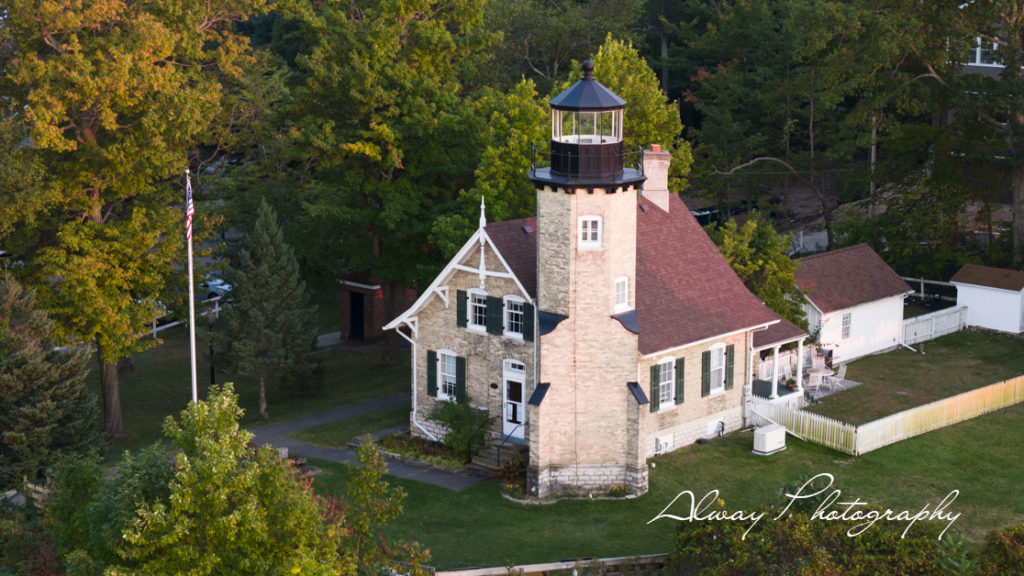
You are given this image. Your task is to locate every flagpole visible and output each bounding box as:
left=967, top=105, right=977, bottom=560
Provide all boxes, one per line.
left=185, top=169, right=198, bottom=403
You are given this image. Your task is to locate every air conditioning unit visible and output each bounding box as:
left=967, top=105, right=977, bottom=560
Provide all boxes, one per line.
left=655, top=434, right=673, bottom=455
left=753, top=424, right=786, bottom=455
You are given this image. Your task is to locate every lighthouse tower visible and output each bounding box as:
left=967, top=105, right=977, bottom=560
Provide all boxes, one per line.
left=527, top=61, right=648, bottom=497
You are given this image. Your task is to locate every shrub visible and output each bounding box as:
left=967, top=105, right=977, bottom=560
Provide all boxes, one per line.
left=427, top=397, right=492, bottom=463
left=977, top=522, right=1024, bottom=576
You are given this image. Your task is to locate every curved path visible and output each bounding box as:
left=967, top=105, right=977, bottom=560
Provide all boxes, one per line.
left=248, top=392, right=487, bottom=491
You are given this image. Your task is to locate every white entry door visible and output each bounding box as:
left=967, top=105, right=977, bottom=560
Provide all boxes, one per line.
left=503, top=360, right=526, bottom=439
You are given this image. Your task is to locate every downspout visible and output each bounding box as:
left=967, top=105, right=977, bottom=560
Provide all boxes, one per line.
left=395, top=322, right=438, bottom=441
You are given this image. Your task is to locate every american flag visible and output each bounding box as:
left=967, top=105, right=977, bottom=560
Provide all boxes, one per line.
left=185, top=173, right=195, bottom=241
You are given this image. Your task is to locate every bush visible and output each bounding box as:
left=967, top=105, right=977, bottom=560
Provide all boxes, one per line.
left=977, top=522, right=1024, bottom=576
left=427, top=397, right=492, bottom=463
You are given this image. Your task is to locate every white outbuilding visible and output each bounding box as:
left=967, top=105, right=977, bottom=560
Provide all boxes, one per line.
left=950, top=263, right=1024, bottom=334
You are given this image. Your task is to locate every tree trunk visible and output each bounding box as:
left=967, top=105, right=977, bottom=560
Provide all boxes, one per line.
left=97, top=339, right=124, bottom=437
left=380, top=280, right=403, bottom=365
left=1014, top=165, right=1024, bottom=266
left=258, top=375, right=268, bottom=420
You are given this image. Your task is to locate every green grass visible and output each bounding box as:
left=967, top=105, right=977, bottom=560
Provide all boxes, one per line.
left=289, top=403, right=410, bottom=447
left=88, top=323, right=408, bottom=463
left=312, top=400, right=1024, bottom=570
left=806, top=330, right=1024, bottom=424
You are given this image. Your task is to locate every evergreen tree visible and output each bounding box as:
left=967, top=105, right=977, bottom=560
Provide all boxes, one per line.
left=0, top=272, right=100, bottom=489
left=215, top=199, right=320, bottom=420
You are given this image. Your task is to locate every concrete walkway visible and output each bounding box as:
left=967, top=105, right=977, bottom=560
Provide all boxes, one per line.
left=248, top=392, right=487, bottom=491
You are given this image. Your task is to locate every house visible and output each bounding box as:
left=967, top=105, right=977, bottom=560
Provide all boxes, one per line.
left=794, top=244, right=913, bottom=364
left=950, top=263, right=1024, bottom=334
left=385, top=61, right=786, bottom=497
left=338, top=276, right=416, bottom=341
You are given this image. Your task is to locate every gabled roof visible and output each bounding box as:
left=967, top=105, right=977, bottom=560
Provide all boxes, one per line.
left=635, top=195, right=779, bottom=356
left=486, top=217, right=537, bottom=297
left=951, top=263, right=1024, bottom=292
left=794, top=244, right=912, bottom=314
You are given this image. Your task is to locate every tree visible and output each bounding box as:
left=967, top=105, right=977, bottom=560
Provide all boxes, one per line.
left=215, top=199, right=320, bottom=420
left=50, top=384, right=343, bottom=575
left=707, top=213, right=807, bottom=330
left=0, top=0, right=266, bottom=436
left=0, top=272, right=100, bottom=490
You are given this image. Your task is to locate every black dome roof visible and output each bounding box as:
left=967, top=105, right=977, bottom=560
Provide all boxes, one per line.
left=548, top=60, right=626, bottom=111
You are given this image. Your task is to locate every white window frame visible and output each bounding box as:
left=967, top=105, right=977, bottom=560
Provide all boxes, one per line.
left=503, top=295, right=525, bottom=339
left=578, top=216, right=603, bottom=250
left=657, top=357, right=675, bottom=410
left=708, top=344, right=726, bottom=396
left=467, top=289, right=488, bottom=333
left=841, top=312, right=852, bottom=340
left=613, top=276, right=630, bottom=312
left=437, top=349, right=458, bottom=401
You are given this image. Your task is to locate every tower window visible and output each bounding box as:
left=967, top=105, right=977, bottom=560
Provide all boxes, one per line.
left=579, top=217, right=602, bottom=249
left=614, top=277, right=629, bottom=312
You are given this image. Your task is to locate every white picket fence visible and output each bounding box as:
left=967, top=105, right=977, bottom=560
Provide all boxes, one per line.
left=750, top=397, right=858, bottom=455
left=902, top=306, right=967, bottom=345
left=751, top=375, right=1024, bottom=456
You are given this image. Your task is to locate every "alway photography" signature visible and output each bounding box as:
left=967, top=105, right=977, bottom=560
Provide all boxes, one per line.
left=648, top=472, right=961, bottom=540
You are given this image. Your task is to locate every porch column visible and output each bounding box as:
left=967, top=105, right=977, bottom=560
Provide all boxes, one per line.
left=795, top=339, right=805, bottom=393
left=771, top=344, right=780, bottom=399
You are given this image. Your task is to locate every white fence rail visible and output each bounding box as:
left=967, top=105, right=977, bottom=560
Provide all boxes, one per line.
left=902, top=306, right=967, bottom=345
left=750, top=397, right=858, bottom=455
left=753, top=375, right=1024, bottom=456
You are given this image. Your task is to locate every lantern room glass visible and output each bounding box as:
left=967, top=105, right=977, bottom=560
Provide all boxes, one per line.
left=552, top=109, right=622, bottom=144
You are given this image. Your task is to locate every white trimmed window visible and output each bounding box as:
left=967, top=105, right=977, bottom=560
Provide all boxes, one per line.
left=841, top=312, right=851, bottom=340
left=439, top=350, right=458, bottom=400
left=468, top=290, right=487, bottom=331
left=708, top=344, right=725, bottom=395
left=504, top=296, right=525, bottom=338
left=578, top=217, right=602, bottom=249
left=614, top=276, right=629, bottom=312
left=658, top=358, right=675, bottom=409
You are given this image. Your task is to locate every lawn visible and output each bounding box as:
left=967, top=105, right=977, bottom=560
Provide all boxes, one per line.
left=312, top=400, right=1024, bottom=570
left=88, top=324, right=409, bottom=463
left=290, top=402, right=411, bottom=447
left=806, top=330, right=1024, bottom=424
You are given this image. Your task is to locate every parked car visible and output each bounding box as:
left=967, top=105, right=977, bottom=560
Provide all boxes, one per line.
left=200, top=275, right=232, bottom=300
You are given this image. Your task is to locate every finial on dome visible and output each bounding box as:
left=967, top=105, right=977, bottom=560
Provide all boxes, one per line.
left=582, top=60, right=595, bottom=80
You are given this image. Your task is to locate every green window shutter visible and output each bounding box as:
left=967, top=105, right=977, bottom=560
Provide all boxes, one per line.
left=523, top=302, right=535, bottom=342
left=455, top=356, right=467, bottom=402
left=701, top=351, right=711, bottom=397
left=426, top=350, right=437, bottom=397
left=486, top=296, right=503, bottom=335
left=649, top=365, right=660, bottom=413
left=675, top=358, right=685, bottom=405
left=725, top=345, right=735, bottom=390
left=456, top=290, right=467, bottom=327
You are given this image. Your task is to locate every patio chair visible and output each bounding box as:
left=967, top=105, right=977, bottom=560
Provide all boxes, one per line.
left=822, top=364, right=847, bottom=391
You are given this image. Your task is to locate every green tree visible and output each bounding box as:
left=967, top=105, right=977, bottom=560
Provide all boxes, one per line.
left=50, top=384, right=343, bottom=575
left=708, top=213, right=807, bottom=330
left=428, top=397, right=493, bottom=463
left=0, top=0, right=266, bottom=436
left=0, top=272, right=100, bottom=489
left=215, top=199, right=320, bottom=420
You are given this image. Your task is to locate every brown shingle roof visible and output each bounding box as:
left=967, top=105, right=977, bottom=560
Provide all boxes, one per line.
left=752, top=314, right=807, bottom=350
left=487, top=217, right=537, bottom=298
left=794, top=244, right=911, bottom=314
left=635, top=195, right=779, bottom=355
left=951, top=263, right=1024, bottom=292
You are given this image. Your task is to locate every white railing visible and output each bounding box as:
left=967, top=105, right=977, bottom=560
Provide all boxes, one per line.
left=750, top=397, right=857, bottom=455
left=753, top=375, right=1024, bottom=456
left=856, top=375, right=1024, bottom=454
left=902, top=306, right=967, bottom=345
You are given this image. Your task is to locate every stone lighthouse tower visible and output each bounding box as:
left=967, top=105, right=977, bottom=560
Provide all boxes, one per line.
left=526, top=61, right=648, bottom=497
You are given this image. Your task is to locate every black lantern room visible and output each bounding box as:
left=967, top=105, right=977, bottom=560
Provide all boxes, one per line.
left=530, top=60, right=645, bottom=188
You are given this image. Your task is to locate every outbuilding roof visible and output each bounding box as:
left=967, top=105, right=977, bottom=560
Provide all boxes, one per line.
left=951, top=263, right=1024, bottom=292
left=794, top=244, right=912, bottom=314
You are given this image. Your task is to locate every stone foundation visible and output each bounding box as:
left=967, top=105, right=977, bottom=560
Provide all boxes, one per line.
left=527, top=463, right=648, bottom=498
left=648, top=407, right=744, bottom=457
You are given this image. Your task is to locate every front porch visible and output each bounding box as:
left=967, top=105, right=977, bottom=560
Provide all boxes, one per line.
left=752, top=379, right=805, bottom=409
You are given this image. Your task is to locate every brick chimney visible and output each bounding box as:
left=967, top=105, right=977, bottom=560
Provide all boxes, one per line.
left=641, top=145, right=672, bottom=212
